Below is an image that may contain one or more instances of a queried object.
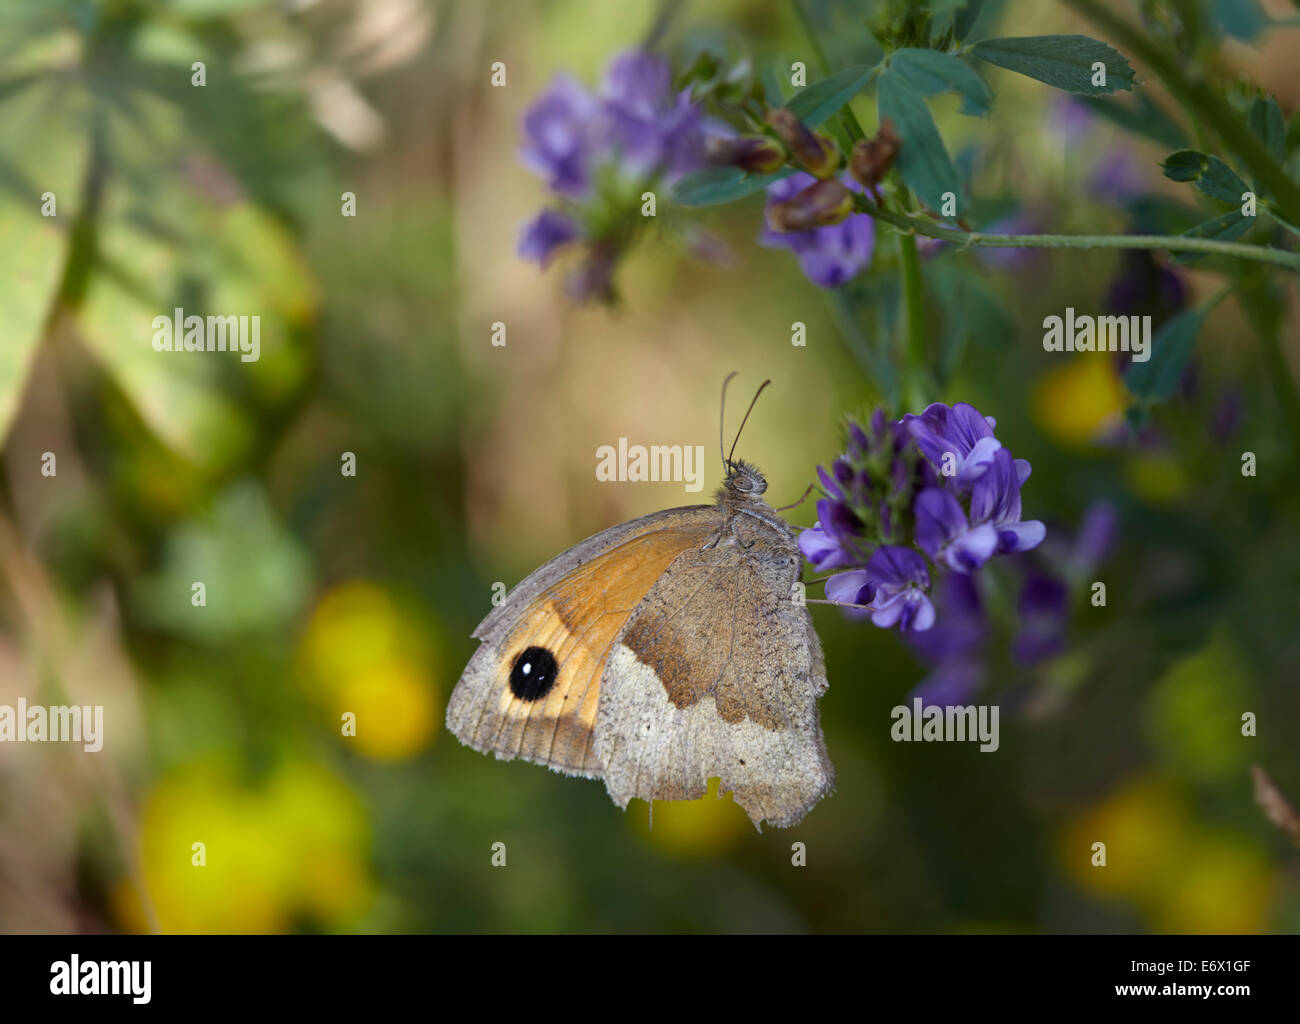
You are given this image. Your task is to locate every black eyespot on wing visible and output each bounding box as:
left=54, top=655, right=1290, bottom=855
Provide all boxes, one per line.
left=509, top=646, right=559, bottom=701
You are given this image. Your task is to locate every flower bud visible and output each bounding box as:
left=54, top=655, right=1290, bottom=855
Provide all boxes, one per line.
left=766, top=178, right=854, bottom=232
left=849, top=119, right=901, bottom=196
left=705, top=135, right=787, bottom=174
left=565, top=243, right=617, bottom=303
left=767, top=108, right=841, bottom=178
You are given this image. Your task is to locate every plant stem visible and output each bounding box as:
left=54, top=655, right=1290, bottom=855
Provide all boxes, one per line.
left=1062, top=0, right=1300, bottom=227
left=852, top=194, right=1300, bottom=271
left=897, top=232, right=928, bottom=408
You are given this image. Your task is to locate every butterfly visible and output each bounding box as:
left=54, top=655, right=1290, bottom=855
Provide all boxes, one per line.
left=446, top=375, right=835, bottom=828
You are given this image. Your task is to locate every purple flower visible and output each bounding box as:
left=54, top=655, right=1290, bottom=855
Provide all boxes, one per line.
left=865, top=546, right=935, bottom=632
left=903, top=402, right=1006, bottom=490
left=519, top=75, right=600, bottom=198
left=1069, top=499, right=1118, bottom=576
left=1051, top=94, right=1095, bottom=144
left=601, top=50, right=672, bottom=117
left=600, top=52, right=709, bottom=185
left=1105, top=249, right=1187, bottom=325
left=1088, top=147, right=1149, bottom=204
left=518, top=209, right=581, bottom=266
left=517, top=50, right=715, bottom=301
left=800, top=406, right=1042, bottom=640
left=911, top=659, right=984, bottom=708
left=520, top=50, right=711, bottom=201
left=906, top=572, right=986, bottom=665
left=915, top=487, right=999, bottom=572
left=759, top=171, right=875, bottom=288
left=969, top=449, right=1046, bottom=555
left=1013, top=573, right=1068, bottom=664
left=564, top=244, right=617, bottom=303
left=824, top=569, right=874, bottom=606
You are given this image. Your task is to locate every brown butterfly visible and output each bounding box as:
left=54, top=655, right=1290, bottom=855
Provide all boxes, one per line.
left=446, top=375, right=834, bottom=828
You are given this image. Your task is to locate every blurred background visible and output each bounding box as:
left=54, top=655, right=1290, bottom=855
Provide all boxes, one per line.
left=1, top=0, right=1298, bottom=934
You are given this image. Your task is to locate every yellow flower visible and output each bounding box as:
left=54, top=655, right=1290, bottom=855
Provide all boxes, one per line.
left=298, top=580, right=441, bottom=760
left=1060, top=775, right=1275, bottom=933
left=1123, top=451, right=1190, bottom=504
left=339, top=662, right=438, bottom=761
left=1152, top=834, right=1273, bottom=934
left=1032, top=356, right=1126, bottom=445
left=639, top=776, right=749, bottom=856
left=114, top=760, right=371, bottom=934
left=1061, top=777, right=1185, bottom=901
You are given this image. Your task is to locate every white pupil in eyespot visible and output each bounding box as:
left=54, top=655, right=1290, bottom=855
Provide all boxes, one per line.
left=522, top=662, right=532, bottom=675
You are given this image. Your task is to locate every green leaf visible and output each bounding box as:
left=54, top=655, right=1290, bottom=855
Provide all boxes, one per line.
left=1126, top=307, right=1204, bottom=400
left=890, top=48, right=992, bottom=116
left=971, top=35, right=1135, bottom=95
left=1213, top=0, right=1269, bottom=41
left=783, top=64, right=875, bottom=128
left=1160, top=150, right=1249, bottom=204
left=1248, top=96, right=1285, bottom=164
left=670, top=166, right=794, bottom=207
left=1171, top=210, right=1253, bottom=264
left=132, top=481, right=313, bottom=642
left=953, top=0, right=991, bottom=42
left=0, top=80, right=88, bottom=445
left=876, top=70, right=964, bottom=215
left=76, top=136, right=313, bottom=471
left=1197, top=158, right=1251, bottom=205
left=1078, top=94, right=1188, bottom=150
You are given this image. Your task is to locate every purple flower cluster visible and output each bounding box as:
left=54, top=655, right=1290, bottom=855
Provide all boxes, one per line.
left=758, top=172, right=875, bottom=288
left=516, top=51, right=713, bottom=300
left=908, top=500, right=1118, bottom=707
left=799, top=402, right=1045, bottom=633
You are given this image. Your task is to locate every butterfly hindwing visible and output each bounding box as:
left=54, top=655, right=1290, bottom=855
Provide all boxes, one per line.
left=445, top=507, right=720, bottom=778
left=595, top=512, right=834, bottom=828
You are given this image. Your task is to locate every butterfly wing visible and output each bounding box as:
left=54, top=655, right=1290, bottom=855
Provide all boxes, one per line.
left=596, top=513, right=833, bottom=829
left=446, top=507, right=720, bottom=778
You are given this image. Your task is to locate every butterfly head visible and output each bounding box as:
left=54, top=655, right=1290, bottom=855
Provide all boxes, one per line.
left=721, top=457, right=768, bottom=504
left=718, top=374, right=772, bottom=506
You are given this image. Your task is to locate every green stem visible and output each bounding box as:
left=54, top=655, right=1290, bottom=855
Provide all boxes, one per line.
left=1062, top=0, right=1300, bottom=227
left=852, top=194, right=1300, bottom=271
left=1240, top=290, right=1300, bottom=447
left=897, top=232, right=928, bottom=408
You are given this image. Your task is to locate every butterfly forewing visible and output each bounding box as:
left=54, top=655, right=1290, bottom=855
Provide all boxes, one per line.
left=446, top=508, right=719, bottom=777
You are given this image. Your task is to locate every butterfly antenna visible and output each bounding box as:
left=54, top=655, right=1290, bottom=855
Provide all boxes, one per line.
left=727, top=379, right=771, bottom=465
left=719, top=371, right=739, bottom=469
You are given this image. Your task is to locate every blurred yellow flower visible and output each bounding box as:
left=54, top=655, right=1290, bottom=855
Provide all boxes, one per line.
left=1123, top=451, right=1190, bottom=504
left=1060, top=775, right=1274, bottom=933
left=1032, top=356, right=1126, bottom=445
left=1061, top=778, right=1186, bottom=901
left=1152, top=833, right=1273, bottom=934
left=1146, top=630, right=1252, bottom=784
left=639, top=776, right=749, bottom=857
left=342, top=662, right=438, bottom=761
left=297, top=580, right=440, bottom=760
left=114, top=759, right=371, bottom=934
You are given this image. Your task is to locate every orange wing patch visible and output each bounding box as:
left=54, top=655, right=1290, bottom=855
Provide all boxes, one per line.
left=457, top=517, right=717, bottom=776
